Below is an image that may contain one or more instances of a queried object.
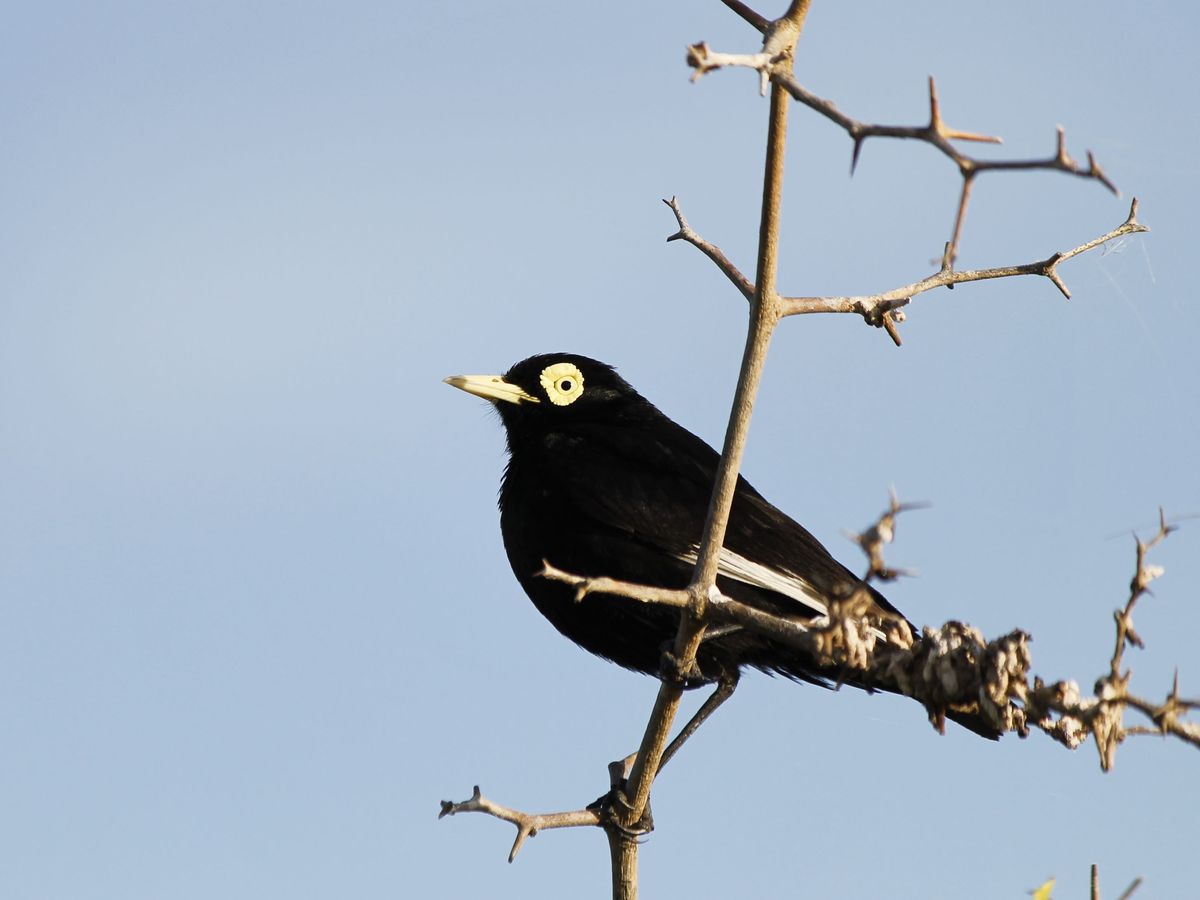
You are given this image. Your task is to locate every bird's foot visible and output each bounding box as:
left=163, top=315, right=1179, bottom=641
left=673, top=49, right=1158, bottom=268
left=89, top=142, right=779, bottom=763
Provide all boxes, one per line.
left=587, top=779, right=654, bottom=837
left=658, top=647, right=704, bottom=687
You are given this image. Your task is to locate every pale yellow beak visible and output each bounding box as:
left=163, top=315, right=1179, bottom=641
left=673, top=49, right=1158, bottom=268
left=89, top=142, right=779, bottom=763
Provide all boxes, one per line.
left=443, top=374, right=540, bottom=405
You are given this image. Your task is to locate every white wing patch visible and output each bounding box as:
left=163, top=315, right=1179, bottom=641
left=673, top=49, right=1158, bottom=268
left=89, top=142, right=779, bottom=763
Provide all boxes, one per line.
left=676, top=546, right=829, bottom=621
left=680, top=547, right=894, bottom=642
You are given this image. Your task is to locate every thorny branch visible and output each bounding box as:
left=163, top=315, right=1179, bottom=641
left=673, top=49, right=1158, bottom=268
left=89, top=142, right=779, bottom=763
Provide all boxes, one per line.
left=438, top=786, right=600, bottom=863
left=442, top=3, right=1184, bottom=894
left=543, top=505, right=1199, bottom=770
left=687, top=35, right=1117, bottom=265
left=846, top=487, right=926, bottom=583
left=606, top=0, right=816, bottom=871
left=665, top=195, right=1150, bottom=346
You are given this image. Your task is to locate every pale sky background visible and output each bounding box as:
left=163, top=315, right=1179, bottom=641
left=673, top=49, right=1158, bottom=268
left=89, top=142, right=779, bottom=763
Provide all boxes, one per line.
left=2, top=2, right=1197, bottom=898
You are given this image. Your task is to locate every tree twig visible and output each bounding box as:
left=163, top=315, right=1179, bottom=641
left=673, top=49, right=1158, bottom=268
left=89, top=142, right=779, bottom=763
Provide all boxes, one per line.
left=540, top=561, right=691, bottom=608
left=663, top=196, right=754, bottom=301
left=779, top=199, right=1149, bottom=344
left=439, top=786, right=600, bottom=863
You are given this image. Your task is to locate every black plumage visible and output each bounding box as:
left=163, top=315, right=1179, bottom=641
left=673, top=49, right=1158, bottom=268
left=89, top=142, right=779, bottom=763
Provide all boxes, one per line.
left=446, top=353, right=995, bottom=736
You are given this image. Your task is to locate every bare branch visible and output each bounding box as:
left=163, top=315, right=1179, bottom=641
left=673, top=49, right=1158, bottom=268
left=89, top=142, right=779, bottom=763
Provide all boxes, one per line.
left=845, top=486, right=928, bottom=583
left=439, top=786, right=600, bottom=863
left=775, top=72, right=1119, bottom=262
left=778, top=199, right=1149, bottom=341
left=687, top=42, right=779, bottom=95
left=540, top=561, right=691, bottom=608
left=619, top=6, right=813, bottom=831
left=689, top=8, right=1118, bottom=265
left=663, top=197, right=754, bottom=301
left=665, top=197, right=1148, bottom=345
left=1111, top=508, right=1173, bottom=678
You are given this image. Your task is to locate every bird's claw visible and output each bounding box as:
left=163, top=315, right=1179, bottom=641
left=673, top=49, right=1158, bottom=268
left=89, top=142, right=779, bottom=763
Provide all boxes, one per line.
left=587, top=780, right=654, bottom=837
left=659, top=648, right=704, bottom=686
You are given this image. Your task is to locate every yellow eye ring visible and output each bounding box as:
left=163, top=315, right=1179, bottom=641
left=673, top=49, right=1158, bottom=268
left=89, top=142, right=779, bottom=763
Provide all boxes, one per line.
left=540, top=362, right=585, bottom=406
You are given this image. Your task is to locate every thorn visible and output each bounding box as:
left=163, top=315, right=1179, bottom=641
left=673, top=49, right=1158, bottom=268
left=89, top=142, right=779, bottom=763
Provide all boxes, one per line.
left=927, top=76, right=941, bottom=131
left=1055, top=126, right=1070, bottom=165
left=508, top=826, right=531, bottom=863
left=883, top=311, right=903, bottom=347
left=1159, top=505, right=1177, bottom=538
left=944, top=128, right=1004, bottom=144
left=1047, top=264, right=1070, bottom=300
left=1125, top=197, right=1141, bottom=226
left=1088, top=151, right=1119, bottom=195
left=850, top=137, right=864, bottom=175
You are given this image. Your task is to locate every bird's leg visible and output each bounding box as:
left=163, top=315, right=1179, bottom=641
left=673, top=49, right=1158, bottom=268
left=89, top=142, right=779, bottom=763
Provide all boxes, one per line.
left=609, top=674, right=741, bottom=780
left=657, top=673, right=739, bottom=773
left=658, top=648, right=705, bottom=686
left=596, top=674, right=737, bottom=832
left=589, top=754, right=655, bottom=837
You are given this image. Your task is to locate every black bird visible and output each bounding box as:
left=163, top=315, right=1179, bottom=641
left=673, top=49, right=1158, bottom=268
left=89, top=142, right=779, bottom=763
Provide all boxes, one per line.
left=446, top=353, right=997, bottom=738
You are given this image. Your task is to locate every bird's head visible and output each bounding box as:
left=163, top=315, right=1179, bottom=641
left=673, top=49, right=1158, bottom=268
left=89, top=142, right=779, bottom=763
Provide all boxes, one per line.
left=444, top=353, right=653, bottom=435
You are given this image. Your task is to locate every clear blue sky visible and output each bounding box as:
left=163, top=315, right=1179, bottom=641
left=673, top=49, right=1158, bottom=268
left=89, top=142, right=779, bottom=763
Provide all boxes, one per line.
left=2, top=3, right=1196, bottom=898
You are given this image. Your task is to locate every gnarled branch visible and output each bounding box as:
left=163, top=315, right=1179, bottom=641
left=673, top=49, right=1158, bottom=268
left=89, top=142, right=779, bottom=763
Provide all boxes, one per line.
left=538, top=504, right=1198, bottom=768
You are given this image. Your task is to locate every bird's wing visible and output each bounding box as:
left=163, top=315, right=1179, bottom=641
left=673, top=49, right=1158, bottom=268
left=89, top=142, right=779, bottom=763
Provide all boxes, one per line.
left=673, top=545, right=827, bottom=620
left=542, top=419, right=883, bottom=621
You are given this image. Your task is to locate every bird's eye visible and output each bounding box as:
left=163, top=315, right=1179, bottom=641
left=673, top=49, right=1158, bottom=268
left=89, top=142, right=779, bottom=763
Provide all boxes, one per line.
left=540, top=362, right=585, bottom=406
